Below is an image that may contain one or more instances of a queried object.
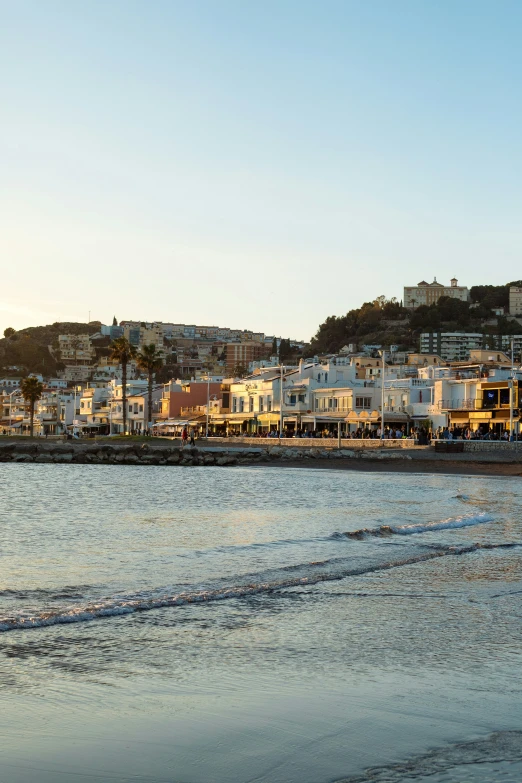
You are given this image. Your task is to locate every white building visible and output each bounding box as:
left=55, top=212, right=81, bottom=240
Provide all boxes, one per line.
left=404, top=278, right=469, bottom=309
left=224, top=360, right=373, bottom=434
left=420, top=332, right=483, bottom=361
left=509, top=286, right=522, bottom=316
left=35, top=391, right=77, bottom=435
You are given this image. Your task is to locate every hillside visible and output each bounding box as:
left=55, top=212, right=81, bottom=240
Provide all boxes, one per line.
left=0, top=322, right=102, bottom=376
left=309, top=282, right=522, bottom=354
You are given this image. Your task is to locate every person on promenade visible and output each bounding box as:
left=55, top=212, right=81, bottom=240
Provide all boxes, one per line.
left=181, top=426, right=188, bottom=448
left=189, top=426, right=195, bottom=446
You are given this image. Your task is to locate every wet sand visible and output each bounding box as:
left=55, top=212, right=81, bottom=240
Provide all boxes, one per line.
left=282, top=458, right=522, bottom=477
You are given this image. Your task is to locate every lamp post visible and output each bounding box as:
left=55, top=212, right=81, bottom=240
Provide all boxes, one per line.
left=509, top=338, right=515, bottom=441
left=109, top=394, right=113, bottom=435
left=8, top=389, right=19, bottom=432
left=380, top=349, right=386, bottom=442
left=205, top=372, right=210, bottom=438
left=279, top=364, right=284, bottom=439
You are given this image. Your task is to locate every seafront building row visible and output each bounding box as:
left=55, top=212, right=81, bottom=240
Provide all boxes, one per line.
left=1, top=348, right=521, bottom=439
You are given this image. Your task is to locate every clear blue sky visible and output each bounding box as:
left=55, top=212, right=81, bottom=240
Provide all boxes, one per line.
left=1, top=0, right=521, bottom=341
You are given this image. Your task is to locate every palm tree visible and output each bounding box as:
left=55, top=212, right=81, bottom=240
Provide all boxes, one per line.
left=20, top=376, right=44, bottom=437
left=136, top=344, right=163, bottom=433
left=110, top=337, right=137, bottom=435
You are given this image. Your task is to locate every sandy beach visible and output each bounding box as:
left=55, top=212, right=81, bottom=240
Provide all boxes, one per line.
left=282, top=457, right=522, bottom=477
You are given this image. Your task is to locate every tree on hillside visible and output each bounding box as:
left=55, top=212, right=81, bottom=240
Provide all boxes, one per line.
left=469, top=282, right=522, bottom=311
left=3, top=327, right=15, bottom=338
left=232, top=363, right=249, bottom=378
left=110, top=337, right=137, bottom=435
left=271, top=337, right=278, bottom=355
left=112, top=316, right=118, bottom=326
left=20, top=376, right=44, bottom=437
left=278, top=339, right=293, bottom=362
left=136, top=344, right=163, bottom=431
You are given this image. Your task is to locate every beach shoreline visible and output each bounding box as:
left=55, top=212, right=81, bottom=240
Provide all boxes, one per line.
left=278, top=457, right=522, bottom=477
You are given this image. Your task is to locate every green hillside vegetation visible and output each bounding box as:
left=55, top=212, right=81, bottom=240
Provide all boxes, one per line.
left=0, top=322, right=102, bottom=376
left=310, top=281, right=522, bottom=354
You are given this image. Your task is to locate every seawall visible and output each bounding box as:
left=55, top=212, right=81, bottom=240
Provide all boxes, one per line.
left=1, top=438, right=521, bottom=469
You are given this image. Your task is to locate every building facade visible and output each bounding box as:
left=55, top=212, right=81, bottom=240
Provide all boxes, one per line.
left=421, top=333, right=522, bottom=362
left=225, top=342, right=267, bottom=372
left=404, top=278, right=469, bottom=309
left=509, top=286, right=522, bottom=316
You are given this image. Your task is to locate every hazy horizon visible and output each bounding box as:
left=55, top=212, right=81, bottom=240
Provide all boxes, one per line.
left=2, top=0, right=522, bottom=340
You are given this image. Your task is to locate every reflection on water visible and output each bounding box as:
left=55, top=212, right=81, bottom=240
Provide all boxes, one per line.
left=0, top=465, right=521, bottom=782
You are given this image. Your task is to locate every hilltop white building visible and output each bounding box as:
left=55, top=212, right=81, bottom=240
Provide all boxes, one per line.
left=404, top=278, right=469, bottom=309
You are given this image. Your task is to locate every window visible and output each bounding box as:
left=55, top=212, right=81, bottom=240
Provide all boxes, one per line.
left=355, top=397, right=372, bottom=409
left=139, top=404, right=143, bottom=412
left=289, top=394, right=296, bottom=405
left=298, top=394, right=305, bottom=403
left=249, top=397, right=254, bottom=412
left=325, top=373, right=328, bottom=382
left=232, top=397, right=237, bottom=412
left=267, top=397, right=271, bottom=411
left=239, top=398, right=244, bottom=413
left=500, top=389, right=510, bottom=406
left=259, top=396, right=264, bottom=412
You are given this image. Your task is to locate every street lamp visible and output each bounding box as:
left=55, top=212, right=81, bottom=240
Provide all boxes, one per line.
left=205, top=372, right=211, bottom=438
left=509, top=338, right=515, bottom=441
left=380, top=349, right=386, bottom=442
left=7, top=389, right=20, bottom=432
left=279, top=364, right=284, bottom=439
left=109, top=394, right=114, bottom=435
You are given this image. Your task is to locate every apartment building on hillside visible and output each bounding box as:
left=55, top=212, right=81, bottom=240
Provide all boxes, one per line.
left=509, top=286, right=522, bottom=316
left=225, top=342, right=267, bottom=372
left=421, top=332, right=522, bottom=361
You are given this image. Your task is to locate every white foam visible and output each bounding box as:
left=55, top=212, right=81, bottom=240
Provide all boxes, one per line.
left=391, top=512, right=493, bottom=535
left=0, top=542, right=504, bottom=633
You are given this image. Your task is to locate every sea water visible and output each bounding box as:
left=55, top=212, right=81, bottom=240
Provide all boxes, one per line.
left=0, top=464, right=521, bottom=782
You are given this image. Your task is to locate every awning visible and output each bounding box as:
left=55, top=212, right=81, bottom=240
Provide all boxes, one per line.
left=345, top=410, right=381, bottom=422
left=379, top=412, right=409, bottom=422
left=257, top=413, right=280, bottom=423
left=301, top=415, right=342, bottom=423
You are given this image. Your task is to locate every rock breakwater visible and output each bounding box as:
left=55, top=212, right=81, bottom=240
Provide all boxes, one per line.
left=0, top=440, right=414, bottom=467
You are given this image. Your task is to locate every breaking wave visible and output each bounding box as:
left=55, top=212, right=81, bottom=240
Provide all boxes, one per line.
left=341, top=512, right=493, bottom=540
left=0, top=539, right=515, bottom=634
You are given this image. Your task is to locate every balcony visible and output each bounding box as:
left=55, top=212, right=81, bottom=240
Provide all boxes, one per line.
left=405, top=403, right=433, bottom=417
left=438, top=399, right=480, bottom=410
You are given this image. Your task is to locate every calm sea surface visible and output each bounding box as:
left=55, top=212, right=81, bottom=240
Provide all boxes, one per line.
left=0, top=464, right=521, bottom=782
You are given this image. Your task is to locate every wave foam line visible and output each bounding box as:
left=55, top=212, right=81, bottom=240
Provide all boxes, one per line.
left=343, top=512, right=493, bottom=540
left=0, top=541, right=513, bottom=634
